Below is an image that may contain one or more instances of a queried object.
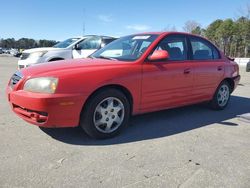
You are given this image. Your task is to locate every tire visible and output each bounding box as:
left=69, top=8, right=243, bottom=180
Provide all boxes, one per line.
left=80, top=89, right=131, bottom=139
left=210, top=81, right=231, bottom=110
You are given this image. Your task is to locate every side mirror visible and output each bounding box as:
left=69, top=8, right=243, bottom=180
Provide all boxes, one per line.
left=73, top=44, right=82, bottom=50
left=100, top=43, right=105, bottom=48
left=148, top=50, right=169, bottom=61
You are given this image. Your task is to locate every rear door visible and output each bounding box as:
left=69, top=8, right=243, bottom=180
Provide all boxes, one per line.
left=188, top=36, right=225, bottom=101
left=141, top=34, right=195, bottom=111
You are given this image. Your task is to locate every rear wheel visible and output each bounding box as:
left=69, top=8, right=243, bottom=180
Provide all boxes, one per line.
left=80, top=89, right=130, bottom=139
left=210, top=81, right=231, bottom=110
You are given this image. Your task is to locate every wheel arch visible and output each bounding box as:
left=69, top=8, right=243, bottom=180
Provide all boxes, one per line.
left=222, top=78, right=235, bottom=93
left=81, top=84, right=134, bottom=116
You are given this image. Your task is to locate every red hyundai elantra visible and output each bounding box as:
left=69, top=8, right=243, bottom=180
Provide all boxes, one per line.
left=6, top=32, right=240, bottom=139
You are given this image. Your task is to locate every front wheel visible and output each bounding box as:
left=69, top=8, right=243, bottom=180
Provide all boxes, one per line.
left=80, top=89, right=130, bottom=139
left=210, top=81, right=231, bottom=110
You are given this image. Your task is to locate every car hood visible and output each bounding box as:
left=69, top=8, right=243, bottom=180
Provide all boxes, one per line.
left=20, top=58, right=131, bottom=77
left=22, top=47, right=63, bottom=53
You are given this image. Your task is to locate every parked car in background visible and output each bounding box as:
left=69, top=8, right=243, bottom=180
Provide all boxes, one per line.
left=10, top=49, right=19, bottom=56
left=247, top=61, right=250, bottom=72
left=3, top=48, right=11, bottom=54
left=7, top=32, right=240, bottom=139
left=18, top=35, right=117, bottom=69
left=0, top=48, right=17, bottom=55
left=234, top=57, right=250, bottom=72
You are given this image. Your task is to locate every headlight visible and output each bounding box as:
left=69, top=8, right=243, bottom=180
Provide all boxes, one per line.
left=23, top=77, right=58, bottom=93
left=28, top=51, right=47, bottom=59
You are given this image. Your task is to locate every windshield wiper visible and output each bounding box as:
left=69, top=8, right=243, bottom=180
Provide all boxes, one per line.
left=97, top=55, right=117, bottom=61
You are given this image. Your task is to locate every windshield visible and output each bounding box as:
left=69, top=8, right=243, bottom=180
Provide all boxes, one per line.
left=91, top=34, right=158, bottom=61
left=53, top=38, right=80, bottom=48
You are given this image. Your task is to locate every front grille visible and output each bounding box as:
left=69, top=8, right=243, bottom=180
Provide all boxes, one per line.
left=20, top=53, right=29, bottom=60
left=10, top=71, right=23, bottom=89
left=18, top=65, right=25, bottom=69
left=13, top=104, right=48, bottom=123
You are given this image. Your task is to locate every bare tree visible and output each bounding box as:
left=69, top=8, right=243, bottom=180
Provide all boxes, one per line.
left=246, top=4, right=250, bottom=19
left=162, top=25, right=177, bottom=32
left=183, top=20, right=201, bottom=33
left=236, top=3, right=250, bottom=19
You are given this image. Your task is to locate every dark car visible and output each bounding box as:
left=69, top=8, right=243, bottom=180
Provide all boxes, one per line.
left=246, top=61, right=250, bottom=72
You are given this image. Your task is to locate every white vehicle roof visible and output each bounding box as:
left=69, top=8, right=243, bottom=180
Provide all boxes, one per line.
left=22, top=35, right=117, bottom=53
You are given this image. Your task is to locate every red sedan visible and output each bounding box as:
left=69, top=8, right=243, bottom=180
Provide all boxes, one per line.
left=6, top=32, right=240, bottom=139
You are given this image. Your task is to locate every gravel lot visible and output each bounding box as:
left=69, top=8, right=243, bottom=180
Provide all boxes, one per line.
left=0, top=55, right=250, bottom=188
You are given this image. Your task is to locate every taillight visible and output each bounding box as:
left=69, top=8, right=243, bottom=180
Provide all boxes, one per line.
left=232, top=63, right=239, bottom=77
left=227, top=56, right=235, bottom=61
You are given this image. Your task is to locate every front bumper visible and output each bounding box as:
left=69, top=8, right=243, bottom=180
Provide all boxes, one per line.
left=18, top=57, right=44, bottom=69
left=6, top=86, right=86, bottom=128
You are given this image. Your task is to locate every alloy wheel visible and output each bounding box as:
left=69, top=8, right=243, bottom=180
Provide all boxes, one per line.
left=217, top=84, right=230, bottom=107
left=93, top=97, right=125, bottom=133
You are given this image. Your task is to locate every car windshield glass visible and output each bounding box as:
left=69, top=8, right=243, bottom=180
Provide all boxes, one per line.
left=53, top=38, right=80, bottom=48
left=91, top=34, right=158, bottom=61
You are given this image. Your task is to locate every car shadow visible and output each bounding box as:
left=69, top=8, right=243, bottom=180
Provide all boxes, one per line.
left=40, top=95, right=250, bottom=145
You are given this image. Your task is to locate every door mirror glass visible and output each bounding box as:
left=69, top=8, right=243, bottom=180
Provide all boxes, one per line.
left=148, top=50, right=169, bottom=61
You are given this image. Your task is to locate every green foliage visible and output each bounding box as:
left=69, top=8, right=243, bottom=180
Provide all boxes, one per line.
left=191, top=26, right=202, bottom=35
left=0, top=38, right=57, bottom=50
left=192, top=17, right=250, bottom=57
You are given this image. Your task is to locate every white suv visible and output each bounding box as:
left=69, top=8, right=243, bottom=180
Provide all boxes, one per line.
left=18, top=35, right=116, bottom=69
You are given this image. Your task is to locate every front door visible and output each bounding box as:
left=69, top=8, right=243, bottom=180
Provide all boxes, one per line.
left=141, top=35, right=194, bottom=112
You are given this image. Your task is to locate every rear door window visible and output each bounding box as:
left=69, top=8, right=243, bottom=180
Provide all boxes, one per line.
left=190, top=37, right=220, bottom=60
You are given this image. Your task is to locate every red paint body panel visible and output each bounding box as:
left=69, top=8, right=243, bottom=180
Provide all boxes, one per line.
left=192, top=60, right=225, bottom=101
left=6, top=32, right=240, bottom=128
left=7, top=86, right=86, bottom=127
left=141, top=60, right=195, bottom=112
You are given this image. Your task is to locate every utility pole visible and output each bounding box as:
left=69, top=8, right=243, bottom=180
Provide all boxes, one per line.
left=82, top=9, right=86, bottom=36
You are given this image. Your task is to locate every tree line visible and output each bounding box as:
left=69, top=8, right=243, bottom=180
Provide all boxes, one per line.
left=1, top=15, right=250, bottom=58
left=182, top=16, right=250, bottom=58
left=0, top=38, right=57, bottom=49
left=164, top=5, right=250, bottom=58
left=2, top=17, right=250, bottom=57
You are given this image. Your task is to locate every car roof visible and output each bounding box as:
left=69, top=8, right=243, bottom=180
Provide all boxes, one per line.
left=137, top=31, right=200, bottom=36
left=76, top=35, right=117, bottom=39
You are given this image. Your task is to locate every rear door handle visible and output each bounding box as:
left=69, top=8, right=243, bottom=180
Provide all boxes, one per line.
left=217, top=66, right=223, bottom=71
left=184, top=68, right=191, bottom=74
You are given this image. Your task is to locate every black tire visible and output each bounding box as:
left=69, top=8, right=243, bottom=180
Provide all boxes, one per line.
left=80, top=89, right=130, bottom=139
left=210, top=81, right=231, bottom=110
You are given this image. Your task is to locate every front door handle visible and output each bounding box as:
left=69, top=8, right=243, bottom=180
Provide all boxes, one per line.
left=217, top=66, right=223, bottom=71
left=184, top=68, right=191, bottom=74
